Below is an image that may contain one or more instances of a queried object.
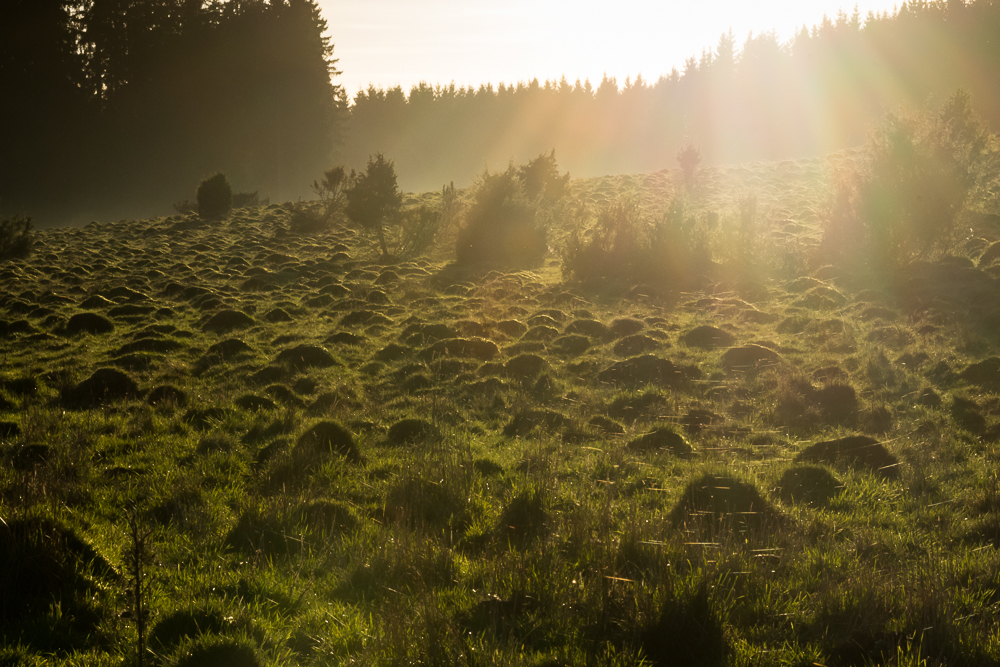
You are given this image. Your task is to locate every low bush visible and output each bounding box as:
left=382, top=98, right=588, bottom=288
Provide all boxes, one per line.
left=288, top=203, right=327, bottom=235
left=455, top=152, right=568, bottom=267
left=312, top=165, right=346, bottom=223
left=397, top=204, right=441, bottom=259
left=439, top=181, right=463, bottom=237
left=562, top=195, right=710, bottom=288
left=196, top=173, right=233, bottom=220
left=0, top=214, right=33, bottom=261
left=456, top=165, right=545, bottom=266
left=677, top=142, right=702, bottom=187
left=821, top=90, right=996, bottom=268
left=231, top=191, right=261, bottom=209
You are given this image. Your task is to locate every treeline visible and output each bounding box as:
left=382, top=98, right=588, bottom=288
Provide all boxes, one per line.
left=342, top=0, right=1000, bottom=193
left=1, top=0, right=343, bottom=226
left=7, top=0, right=1000, bottom=226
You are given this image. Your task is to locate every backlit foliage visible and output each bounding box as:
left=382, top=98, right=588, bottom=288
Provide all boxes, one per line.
left=822, top=90, right=996, bottom=267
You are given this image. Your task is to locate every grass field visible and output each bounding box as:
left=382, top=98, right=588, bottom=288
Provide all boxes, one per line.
left=2, top=150, right=1000, bottom=667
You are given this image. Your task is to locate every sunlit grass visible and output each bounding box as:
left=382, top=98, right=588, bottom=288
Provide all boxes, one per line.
left=2, top=147, right=1000, bottom=665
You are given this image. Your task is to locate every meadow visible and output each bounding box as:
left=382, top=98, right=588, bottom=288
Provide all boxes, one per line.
left=2, top=142, right=1000, bottom=667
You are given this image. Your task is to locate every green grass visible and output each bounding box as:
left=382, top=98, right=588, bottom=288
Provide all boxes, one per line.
left=2, top=155, right=1000, bottom=666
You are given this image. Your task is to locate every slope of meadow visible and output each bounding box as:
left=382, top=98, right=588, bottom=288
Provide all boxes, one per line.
left=2, top=153, right=1000, bottom=667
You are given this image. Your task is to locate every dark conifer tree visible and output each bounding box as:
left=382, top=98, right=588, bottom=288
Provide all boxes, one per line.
left=345, top=153, right=402, bottom=258
left=0, top=0, right=93, bottom=213
left=3, top=0, right=343, bottom=223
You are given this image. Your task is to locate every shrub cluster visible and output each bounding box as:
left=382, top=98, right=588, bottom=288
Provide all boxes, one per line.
left=397, top=205, right=441, bottom=259
left=821, top=90, right=995, bottom=267
left=283, top=165, right=348, bottom=235
left=456, top=166, right=544, bottom=266
left=562, top=196, right=710, bottom=288
left=231, top=191, right=260, bottom=209
left=0, top=214, right=33, bottom=261
left=455, top=151, right=568, bottom=267
left=306, top=156, right=446, bottom=258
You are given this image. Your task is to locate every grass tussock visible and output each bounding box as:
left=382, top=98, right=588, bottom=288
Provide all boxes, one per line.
left=3, top=111, right=1000, bottom=665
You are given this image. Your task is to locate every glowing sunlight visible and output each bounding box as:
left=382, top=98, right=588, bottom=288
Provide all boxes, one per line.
left=326, top=0, right=905, bottom=96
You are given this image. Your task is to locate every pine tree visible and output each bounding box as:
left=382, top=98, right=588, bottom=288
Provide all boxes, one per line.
left=345, top=154, right=403, bottom=259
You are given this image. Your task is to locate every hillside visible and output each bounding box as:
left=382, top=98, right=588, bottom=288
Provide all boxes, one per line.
left=2, top=153, right=1000, bottom=667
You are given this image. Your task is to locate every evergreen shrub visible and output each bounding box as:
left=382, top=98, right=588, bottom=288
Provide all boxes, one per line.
left=197, top=173, right=233, bottom=220
left=677, top=143, right=702, bottom=186
left=0, top=214, right=33, bottom=260
left=344, top=154, right=402, bottom=258
left=456, top=166, right=542, bottom=266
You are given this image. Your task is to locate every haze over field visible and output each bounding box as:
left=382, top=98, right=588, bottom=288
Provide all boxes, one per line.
left=324, top=0, right=906, bottom=97
left=6, top=2, right=1000, bottom=666
left=5, top=0, right=1000, bottom=225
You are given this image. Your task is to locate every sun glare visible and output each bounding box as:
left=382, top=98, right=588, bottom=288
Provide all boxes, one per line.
left=327, top=0, right=906, bottom=96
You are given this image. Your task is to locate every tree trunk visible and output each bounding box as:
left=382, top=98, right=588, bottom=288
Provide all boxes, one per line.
left=376, top=223, right=389, bottom=258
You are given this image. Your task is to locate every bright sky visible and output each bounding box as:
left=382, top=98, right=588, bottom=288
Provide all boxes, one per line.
left=319, top=0, right=903, bottom=101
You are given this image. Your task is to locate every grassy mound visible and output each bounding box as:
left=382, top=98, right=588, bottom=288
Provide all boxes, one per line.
left=668, top=472, right=784, bottom=537
left=794, top=435, right=899, bottom=479
left=3, top=147, right=1000, bottom=665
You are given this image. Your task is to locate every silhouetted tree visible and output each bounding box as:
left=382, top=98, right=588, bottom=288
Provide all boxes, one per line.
left=677, top=144, right=702, bottom=186
left=345, top=154, right=403, bottom=258
left=519, top=150, right=570, bottom=200
left=197, top=173, right=233, bottom=220
left=456, top=163, right=548, bottom=267
left=0, top=0, right=93, bottom=212
left=3, top=0, right=343, bottom=224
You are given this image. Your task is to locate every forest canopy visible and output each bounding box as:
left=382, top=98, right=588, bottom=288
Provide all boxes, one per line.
left=0, top=0, right=344, bottom=226
left=342, top=1, right=1000, bottom=193
left=5, top=1, right=1000, bottom=224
